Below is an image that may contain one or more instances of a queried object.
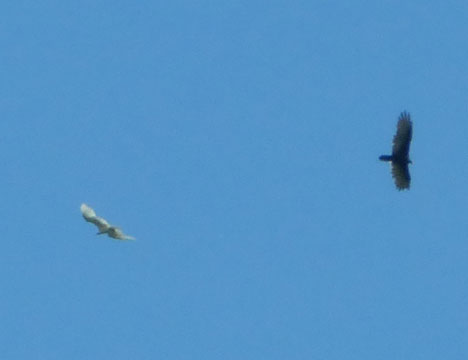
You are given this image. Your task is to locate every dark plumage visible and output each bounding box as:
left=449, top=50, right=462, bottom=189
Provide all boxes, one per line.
left=379, top=112, right=413, bottom=190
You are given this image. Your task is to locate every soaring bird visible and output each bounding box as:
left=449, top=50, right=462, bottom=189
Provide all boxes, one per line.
left=80, top=203, right=136, bottom=241
left=379, top=112, right=413, bottom=190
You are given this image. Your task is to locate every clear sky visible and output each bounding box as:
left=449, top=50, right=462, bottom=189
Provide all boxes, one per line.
left=1, top=1, right=468, bottom=359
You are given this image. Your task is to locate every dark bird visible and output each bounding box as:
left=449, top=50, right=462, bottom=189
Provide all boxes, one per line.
left=379, top=112, right=413, bottom=190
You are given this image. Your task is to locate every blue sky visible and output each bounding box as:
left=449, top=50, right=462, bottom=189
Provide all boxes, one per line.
left=1, top=1, right=468, bottom=358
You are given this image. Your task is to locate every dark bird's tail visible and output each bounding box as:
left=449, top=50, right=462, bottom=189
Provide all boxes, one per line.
left=379, top=155, right=393, bottom=161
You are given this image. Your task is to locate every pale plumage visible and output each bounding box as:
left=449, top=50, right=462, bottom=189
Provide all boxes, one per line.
left=80, top=203, right=135, bottom=241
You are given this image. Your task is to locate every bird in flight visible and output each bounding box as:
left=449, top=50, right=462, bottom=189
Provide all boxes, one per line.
left=379, top=111, right=413, bottom=190
left=80, top=203, right=136, bottom=241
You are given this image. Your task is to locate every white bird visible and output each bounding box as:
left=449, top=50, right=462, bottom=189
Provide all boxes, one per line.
left=80, top=203, right=136, bottom=241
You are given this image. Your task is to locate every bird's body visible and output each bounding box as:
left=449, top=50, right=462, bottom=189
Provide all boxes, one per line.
left=379, top=112, right=413, bottom=190
left=80, top=203, right=135, bottom=241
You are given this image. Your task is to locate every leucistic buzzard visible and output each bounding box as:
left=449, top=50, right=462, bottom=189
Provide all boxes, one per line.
left=379, top=111, right=413, bottom=190
left=80, top=203, right=136, bottom=241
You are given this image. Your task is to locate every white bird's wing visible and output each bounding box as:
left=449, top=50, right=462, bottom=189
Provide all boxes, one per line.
left=92, top=216, right=111, bottom=232
left=80, top=203, right=96, bottom=220
left=108, top=227, right=136, bottom=241
left=80, top=203, right=111, bottom=233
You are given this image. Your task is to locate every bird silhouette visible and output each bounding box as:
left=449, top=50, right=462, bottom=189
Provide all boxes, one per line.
left=80, top=203, right=135, bottom=241
left=379, top=112, right=413, bottom=190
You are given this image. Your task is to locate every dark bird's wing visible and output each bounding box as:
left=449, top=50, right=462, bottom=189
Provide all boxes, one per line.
left=392, top=112, right=412, bottom=159
left=391, top=162, right=411, bottom=190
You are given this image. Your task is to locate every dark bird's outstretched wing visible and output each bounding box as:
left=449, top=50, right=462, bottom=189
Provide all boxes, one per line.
left=391, top=162, right=411, bottom=190
left=391, top=112, right=412, bottom=190
left=392, top=112, right=412, bottom=159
